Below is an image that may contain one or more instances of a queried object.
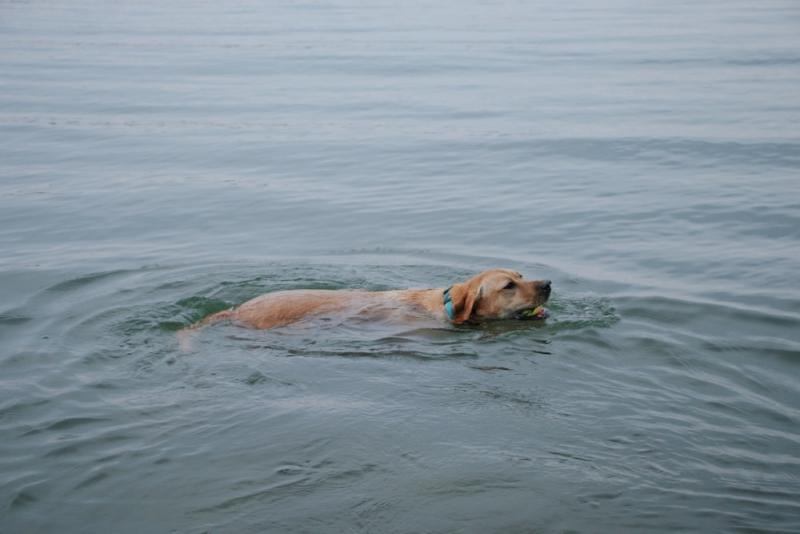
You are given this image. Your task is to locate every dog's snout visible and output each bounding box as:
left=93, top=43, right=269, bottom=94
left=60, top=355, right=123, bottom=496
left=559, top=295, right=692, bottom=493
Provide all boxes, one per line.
left=537, top=280, right=552, bottom=292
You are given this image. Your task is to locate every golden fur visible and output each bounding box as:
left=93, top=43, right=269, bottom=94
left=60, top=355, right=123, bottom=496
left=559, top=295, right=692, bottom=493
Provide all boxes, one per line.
left=186, top=268, right=551, bottom=331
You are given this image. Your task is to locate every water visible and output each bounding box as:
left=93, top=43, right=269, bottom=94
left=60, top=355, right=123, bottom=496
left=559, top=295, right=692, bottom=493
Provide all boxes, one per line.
left=2, top=0, right=800, bottom=531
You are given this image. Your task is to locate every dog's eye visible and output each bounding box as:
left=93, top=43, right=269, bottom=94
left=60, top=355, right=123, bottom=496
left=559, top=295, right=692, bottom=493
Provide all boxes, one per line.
left=503, top=281, right=516, bottom=290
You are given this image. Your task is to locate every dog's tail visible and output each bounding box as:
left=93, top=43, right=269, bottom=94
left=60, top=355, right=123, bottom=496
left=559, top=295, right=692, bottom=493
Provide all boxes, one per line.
left=178, top=308, right=235, bottom=351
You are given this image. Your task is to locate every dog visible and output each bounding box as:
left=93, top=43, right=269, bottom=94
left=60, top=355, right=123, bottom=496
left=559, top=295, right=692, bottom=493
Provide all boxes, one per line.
left=185, top=269, right=551, bottom=331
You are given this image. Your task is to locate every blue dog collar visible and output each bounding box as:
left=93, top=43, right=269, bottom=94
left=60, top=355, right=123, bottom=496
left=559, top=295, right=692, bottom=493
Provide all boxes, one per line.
left=443, top=286, right=455, bottom=321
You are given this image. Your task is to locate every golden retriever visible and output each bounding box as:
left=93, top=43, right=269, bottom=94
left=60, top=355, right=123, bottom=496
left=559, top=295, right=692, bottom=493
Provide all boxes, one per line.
left=185, top=268, right=551, bottom=331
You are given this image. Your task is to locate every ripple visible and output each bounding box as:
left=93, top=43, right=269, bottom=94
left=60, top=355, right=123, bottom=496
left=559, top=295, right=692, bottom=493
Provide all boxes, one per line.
left=615, top=294, right=800, bottom=358
left=195, top=455, right=385, bottom=515
left=43, top=270, right=133, bottom=293
left=9, top=489, right=37, bottom=510
left=547, top=295, right=619, bottom=331
left=485, top=138, right=800, bottom=170
left=73, top=470, right=110, bottom=490
left=0, top=313, right=32, bottom=326
left=22, top=416, right=111, bottom=436
left=2, top=260, right=799, bottom=534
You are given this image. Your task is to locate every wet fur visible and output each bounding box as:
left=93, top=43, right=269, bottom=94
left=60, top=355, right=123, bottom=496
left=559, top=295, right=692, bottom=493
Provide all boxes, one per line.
left=184, top=268, right=551, bottom=331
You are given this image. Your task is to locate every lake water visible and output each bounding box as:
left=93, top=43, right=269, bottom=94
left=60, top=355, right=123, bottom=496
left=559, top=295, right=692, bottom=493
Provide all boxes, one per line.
left=2, top=0, right=800, bottom=532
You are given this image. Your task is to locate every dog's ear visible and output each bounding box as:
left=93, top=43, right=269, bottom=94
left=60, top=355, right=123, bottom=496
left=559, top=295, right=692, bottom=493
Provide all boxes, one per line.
left=450, top=279, right=483, bottom=324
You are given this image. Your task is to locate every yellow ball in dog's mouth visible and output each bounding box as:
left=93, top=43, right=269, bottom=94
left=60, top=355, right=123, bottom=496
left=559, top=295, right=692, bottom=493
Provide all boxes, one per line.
left=519, top=306, right=549, bottom=320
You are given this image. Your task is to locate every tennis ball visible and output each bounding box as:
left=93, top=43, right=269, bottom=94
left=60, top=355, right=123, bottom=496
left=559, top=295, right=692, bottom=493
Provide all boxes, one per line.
left=520, top=306, right=549, bottom=320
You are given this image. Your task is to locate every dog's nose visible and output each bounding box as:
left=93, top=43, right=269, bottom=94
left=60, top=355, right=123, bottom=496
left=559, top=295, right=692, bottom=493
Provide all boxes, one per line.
left=537, top=280, right=551, bottom=292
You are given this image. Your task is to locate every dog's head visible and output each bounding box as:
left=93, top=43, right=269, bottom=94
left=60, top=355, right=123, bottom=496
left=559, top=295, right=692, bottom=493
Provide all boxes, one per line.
left=448, top=268, right=551, bottom=324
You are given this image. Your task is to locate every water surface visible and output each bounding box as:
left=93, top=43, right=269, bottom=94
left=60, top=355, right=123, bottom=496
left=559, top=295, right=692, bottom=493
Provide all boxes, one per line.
left=1, top=1, right=800, bottom=532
